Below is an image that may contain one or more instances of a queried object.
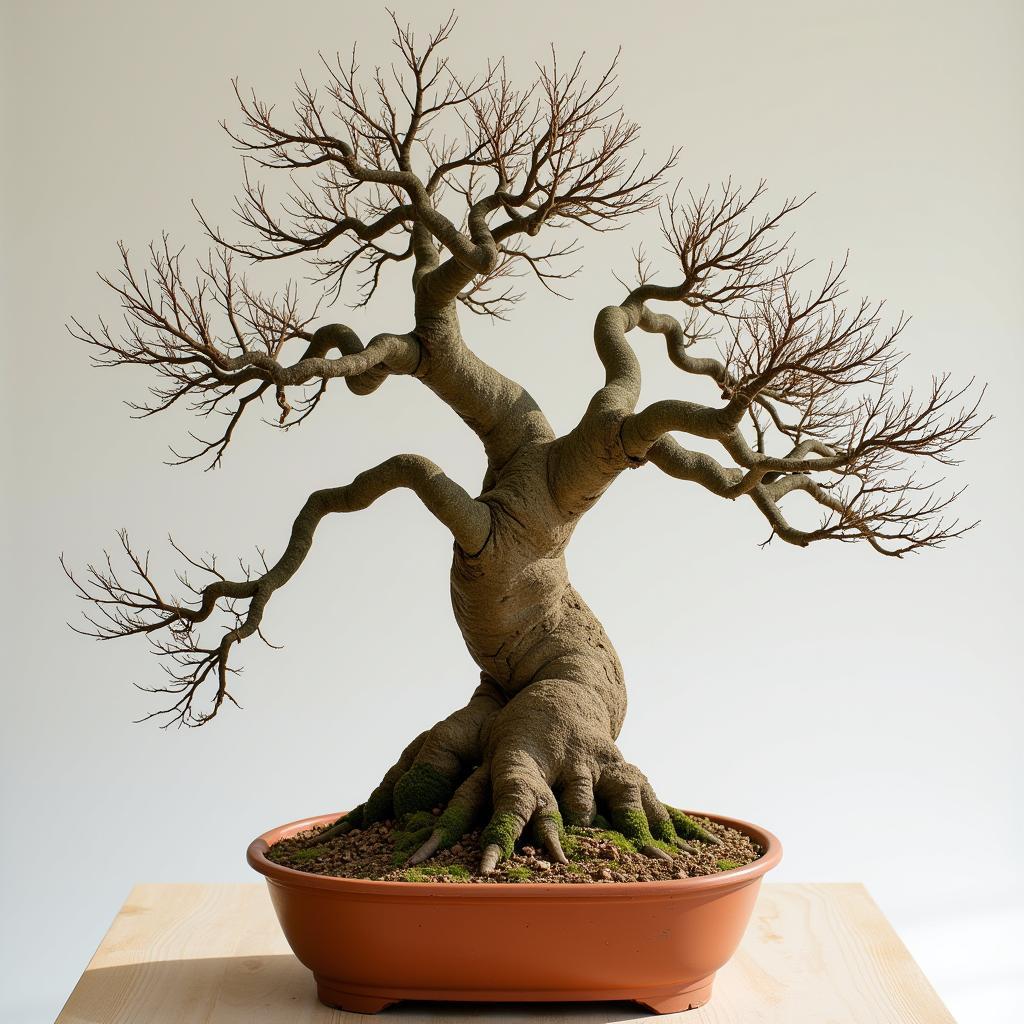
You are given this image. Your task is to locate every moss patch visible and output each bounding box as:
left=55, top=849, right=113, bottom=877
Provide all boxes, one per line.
left=402, top=811, right=438, bottom=833
left=667, top=806, right=718, bottom=845
left=534, top=808, right=565, bottom=839
left=611, top=808, right=656, bottom=849
left=716, top=858, right=741, bottom=871
left=561, top=833, right=580, bottom=859
left=289, top=845, right=328, bottom=863
left=503, top=865, right=534, bottom=882
left=393, top=764, right=454, bottom=821
left=435, top=801, right=474, bottom=848
left=398, top=863, right=471, bottom=882
left=337, top=804, right=366, bottom=831
left=652, top=817, right=684, bottom=847
left=649, top=838, right=678, bottom=856
left=391, top=825, right=433, bottom=859
left=481, top=812, right=521, bottom=859
left=364, top=786, right=392, bottom=823
left=568, top=824, right=639, bottom=855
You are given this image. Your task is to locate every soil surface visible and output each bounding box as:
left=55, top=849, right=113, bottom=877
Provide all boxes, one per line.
left=266, top=813, right=761, bottom=883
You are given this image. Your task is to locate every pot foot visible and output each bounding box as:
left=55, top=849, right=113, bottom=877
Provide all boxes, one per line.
left=316, top=979, right=399, bottom=1014
left=634, top=977, right=714, bottom=1014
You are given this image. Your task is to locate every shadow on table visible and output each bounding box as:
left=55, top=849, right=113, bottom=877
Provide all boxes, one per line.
left=59, top=955, right=659, bottom=1023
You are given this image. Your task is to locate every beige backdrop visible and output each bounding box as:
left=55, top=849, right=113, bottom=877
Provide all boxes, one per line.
left=2, top=1, right=1021, bottom=1021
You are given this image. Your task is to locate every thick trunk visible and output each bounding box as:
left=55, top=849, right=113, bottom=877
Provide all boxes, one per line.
left=314, top=302, right=715, bottom=872
left=450, top=439, right=626, bottom=733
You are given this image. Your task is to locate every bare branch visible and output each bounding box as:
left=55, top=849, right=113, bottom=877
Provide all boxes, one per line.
left=558, top=176, right=986, bottom=555
left=210, top=18, right=673, bottom=315
left=62, top=456, right=491, bottom=726
left=68, top=240, right=418, bottom=467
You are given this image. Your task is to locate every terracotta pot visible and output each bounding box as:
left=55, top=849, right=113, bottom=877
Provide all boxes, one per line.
left=247, top=810, right=781, bottom=1015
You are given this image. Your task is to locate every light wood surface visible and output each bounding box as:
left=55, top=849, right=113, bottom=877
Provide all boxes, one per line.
left=55, top=882, right=955, bottom=1023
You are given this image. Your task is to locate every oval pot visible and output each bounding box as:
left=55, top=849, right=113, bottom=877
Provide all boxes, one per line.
left=247, top=810, right=781, bottom=1015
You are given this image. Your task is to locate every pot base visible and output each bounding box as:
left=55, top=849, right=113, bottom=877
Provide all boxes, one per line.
left=251, top=810, right=780, bottom=1020
left=315, top=974, right=715, bottom=1015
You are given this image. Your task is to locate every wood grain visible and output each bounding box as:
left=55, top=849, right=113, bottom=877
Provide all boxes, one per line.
left=54, top=883, right=956, bottom=1023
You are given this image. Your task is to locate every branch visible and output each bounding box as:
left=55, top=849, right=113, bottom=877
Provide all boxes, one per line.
left=62, top=456, right=491, bottom=727
left=645, top=436, right=975, bottom=556
left=215, top=15, right=674, bottom=316
left=68, top=239, right=419, bottom=467
left=563, top=180, right=987, bottom=554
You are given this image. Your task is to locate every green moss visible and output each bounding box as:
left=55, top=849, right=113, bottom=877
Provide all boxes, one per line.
left=402, top=810, right=438, bottom=832
left=652, top=818, right=678, bottom=844
left=716, top=858, right=741, bottom=871
left=649, top=838, right=678, bottom=855
left=597, top=828, right=638, bottom=854
left=504, top=865, right=534, bottom=882
left=388, top=805, right=469, bottom=867
left=294, top=846, right=328, bottom=863
left=397, top=866, right=430, bottom=882
left=364, top=786, right=393, bottom=823
left=535, top=808, right=564, bottom=835
left=285, top=845, right=328, bottom=863
left=397, top=863, right=471, bottom=882
left=532, top=807, right=567, bottom=854
left=592, top=813, right=611, bottom=830
left=340, top=804, right=366, bottom=830
left=611, top=808, right=655, bottom=849
left=481, top=811, right=521, bottom=859
left=566, top=824, right=638, bottom=855
left=566, top=862, right=588, bottom=876
left=667, top=807, right=718, bottom=845
left=392, top=825, right=433, bottom=856
left=561, top=833, right=580, bottom=859
left=435, top=800, right=473, bottom=848
left=392, top=764, right=453, bottom=821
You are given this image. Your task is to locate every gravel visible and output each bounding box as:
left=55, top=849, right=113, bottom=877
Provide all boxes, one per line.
left=266, top=812, right=761, bottom=883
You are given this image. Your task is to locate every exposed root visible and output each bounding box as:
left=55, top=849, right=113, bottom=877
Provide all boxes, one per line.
left=640, top=844, right=674, bottom=863
left=406, top=831, right=442, bottom=867
left=479, top=844, right=503, bottom=875
left=314, top=815, right=357, bottom=844
left=326, top=679, right=720, bottom=874
left=534, top=813, right=569, bottom=864
left=310, top=682, right=502, bottom=851
left=408, top=765, right=490, bottom=866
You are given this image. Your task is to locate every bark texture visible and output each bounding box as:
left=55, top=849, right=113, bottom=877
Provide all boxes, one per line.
left=66, top=14, right=986, bottom=872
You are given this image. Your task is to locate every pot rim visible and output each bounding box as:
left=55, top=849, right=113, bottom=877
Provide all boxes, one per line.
left=247, top=809, right=782, bottom=897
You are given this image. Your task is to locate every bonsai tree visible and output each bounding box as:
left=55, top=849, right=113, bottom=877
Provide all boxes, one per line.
left=65, top=14, right=985, bottom=874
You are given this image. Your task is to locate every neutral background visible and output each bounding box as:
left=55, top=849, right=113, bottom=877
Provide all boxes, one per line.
left=2, top=1, right=1021, bottom=1020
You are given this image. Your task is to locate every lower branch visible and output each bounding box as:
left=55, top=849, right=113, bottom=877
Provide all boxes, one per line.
left=63, top=455, right=491, bottom=726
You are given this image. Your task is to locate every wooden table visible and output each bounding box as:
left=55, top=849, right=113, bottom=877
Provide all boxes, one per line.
left=55, top=883, right=955, bottom=1022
